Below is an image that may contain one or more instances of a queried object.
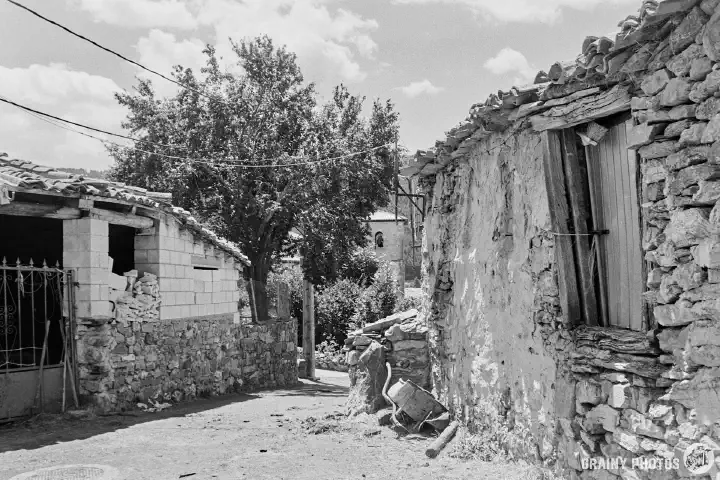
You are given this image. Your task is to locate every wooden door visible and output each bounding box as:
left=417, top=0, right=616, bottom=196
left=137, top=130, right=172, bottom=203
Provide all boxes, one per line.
left=585, top=119, right=644, bottom=330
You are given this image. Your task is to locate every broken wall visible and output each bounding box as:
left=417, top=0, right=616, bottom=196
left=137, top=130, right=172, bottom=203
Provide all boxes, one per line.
left=420, top=129, right=572, bottom=463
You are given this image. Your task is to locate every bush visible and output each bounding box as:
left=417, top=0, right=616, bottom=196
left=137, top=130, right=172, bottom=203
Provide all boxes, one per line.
left=268, top=264, right=304, bottom=322
left=394, top=295, right=422, bottom=313
left=315, top=279, right=362, bottom=345
left=337, top=246, right=380, bottom=287
left=351, top=262, right=398, bottom=329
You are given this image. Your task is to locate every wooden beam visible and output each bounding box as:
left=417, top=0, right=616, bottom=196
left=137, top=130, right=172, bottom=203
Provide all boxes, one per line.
left=531, top=85, right=631, bottom=132
left=542, top=131, right=582, bottom=326
left=88, top=208, right=154, bottom=229
left=561, top=129, right=599, bottom=326
left=302, top=274, right=316, bottom=380
left=0, top=202, right=81, bottom=220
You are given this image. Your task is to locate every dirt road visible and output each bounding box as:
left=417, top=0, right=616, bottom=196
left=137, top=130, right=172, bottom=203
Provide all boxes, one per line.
left=0, top=370, right=542, bottom=480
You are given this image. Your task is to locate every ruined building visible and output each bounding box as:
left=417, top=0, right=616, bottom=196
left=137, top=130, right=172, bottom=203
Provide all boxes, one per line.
left=0, top=156, right=297, bottom=418
left=403, top=0, right=720, bottom=477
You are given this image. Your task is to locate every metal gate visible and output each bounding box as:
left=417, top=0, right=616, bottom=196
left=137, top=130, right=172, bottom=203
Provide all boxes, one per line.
left=0, top=259, right=77, bottom=420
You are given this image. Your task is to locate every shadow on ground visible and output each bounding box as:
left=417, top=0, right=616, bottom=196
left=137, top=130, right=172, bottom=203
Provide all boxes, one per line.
left=0, top=379, right=347, bottom=454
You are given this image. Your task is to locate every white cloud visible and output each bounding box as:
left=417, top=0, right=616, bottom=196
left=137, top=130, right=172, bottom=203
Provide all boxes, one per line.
left=135, top=30, right=208, bottom=96
left=484, top=48, right=537, bottom=84
left=70, top=0, right=197, bottom=29
left=0, top=64, right=125, bottom=169
left=71, top=0, right=378, bottom=83
left=398, top=79, right=444, bottom=98
left=197, top=0, right=378, bottom=82
left=391, top=0, right=637, bottom=24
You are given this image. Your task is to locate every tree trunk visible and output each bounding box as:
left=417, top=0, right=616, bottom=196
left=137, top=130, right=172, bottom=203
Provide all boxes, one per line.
left=246, top=259, right=270, bottom=322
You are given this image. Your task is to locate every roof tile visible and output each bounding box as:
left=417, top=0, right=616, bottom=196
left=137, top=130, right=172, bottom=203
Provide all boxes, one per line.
left=0, top=155, right=249, bottom=266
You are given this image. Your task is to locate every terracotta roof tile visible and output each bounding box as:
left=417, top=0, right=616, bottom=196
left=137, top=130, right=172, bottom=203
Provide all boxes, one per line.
left=0, top=155, right=250, bottom=266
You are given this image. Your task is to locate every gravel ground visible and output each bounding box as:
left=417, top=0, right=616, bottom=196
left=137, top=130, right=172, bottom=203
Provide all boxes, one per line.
left=0, top=370, right=545, bottom=480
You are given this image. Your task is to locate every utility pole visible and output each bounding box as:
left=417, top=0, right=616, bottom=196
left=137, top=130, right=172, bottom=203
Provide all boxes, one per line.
left=301, top=254, right=316, bottom=380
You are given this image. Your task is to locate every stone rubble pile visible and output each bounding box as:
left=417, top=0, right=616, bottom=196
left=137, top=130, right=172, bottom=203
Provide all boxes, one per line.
left=345, top=309, right=431, bottom=415
left=110, top=271, right=162, bottom=325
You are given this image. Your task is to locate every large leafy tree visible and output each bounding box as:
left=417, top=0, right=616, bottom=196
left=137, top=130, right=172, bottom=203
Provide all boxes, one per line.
left=108, top=36, right=399, bottom=319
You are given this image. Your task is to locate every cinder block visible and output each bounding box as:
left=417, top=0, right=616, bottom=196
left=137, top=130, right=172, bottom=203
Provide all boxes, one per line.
left=159, top=249, right=171, bottom=264
left=207, top=303, right=216, bottom=315
left=204, top=281, right=213, bottom=293
left=75, top=284, right=103, bottom=302
left=194, top=280, right=204, bottom=292
left=197, top=304, right=207, bottom=317
left=189, top=304, right=199, bottom=317
left=175, top=291, right=191, bottom=305
left=146, top=249, right=160, bottom=264
left=179, top=305, right=190, bottom=318
left=212, top=292, right=224, bottom=304
left=77, top=299, right=110, bottom=318
left=193, top=243, right=204, bottom=255
left=158, top=264, right=173, bottom=277
left=134, top=249, right=148, bottom=263
left=194, top=269, right=212, bottom=282
left=134, top=234, right=158, bottom=250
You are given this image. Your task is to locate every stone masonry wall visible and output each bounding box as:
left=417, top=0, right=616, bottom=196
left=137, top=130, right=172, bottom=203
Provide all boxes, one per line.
left=76, top=315, right=297, bottom=411
left=418, top=3, right=720, bottom=477
left=561, top=3, right=720, bottom=478
left=419, top=129, right=574, bottom=465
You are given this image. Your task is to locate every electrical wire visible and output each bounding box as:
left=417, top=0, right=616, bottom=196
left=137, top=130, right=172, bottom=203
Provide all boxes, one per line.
left=5, top=96, right=395, bottom=169
left=4, top=0, right=210, bottom=99
left=0, top=96, right=185, bottom=150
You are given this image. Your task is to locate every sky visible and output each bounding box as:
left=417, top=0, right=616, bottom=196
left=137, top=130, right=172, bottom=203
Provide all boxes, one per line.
left=0, top=0, right=643, bottom=170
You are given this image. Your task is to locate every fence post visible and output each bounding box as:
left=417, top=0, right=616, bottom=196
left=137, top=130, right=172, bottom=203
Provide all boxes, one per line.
left=302, top=277, right=315, bottom=380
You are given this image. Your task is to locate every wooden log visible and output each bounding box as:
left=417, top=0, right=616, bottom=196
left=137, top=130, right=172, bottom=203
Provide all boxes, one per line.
left=426, top=421, right=459, bottom=458
left=570, top=346, right=667, bottom=378
left=531, top=85, right=631, bottom=132
left=33, top=320, right=51, bottom=414
left=88, top=208, right=154, bottom=229
left=542, top=131, right=582, bottom=325
left=561, top=129, right=599, bottom=326
left=574, top=325, right=662, bottom=355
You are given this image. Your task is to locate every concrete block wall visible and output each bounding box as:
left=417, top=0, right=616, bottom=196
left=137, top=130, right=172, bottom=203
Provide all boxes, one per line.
left=134, top=217, right=242, bottom=321
left=63, top=218, right=110, bottom=318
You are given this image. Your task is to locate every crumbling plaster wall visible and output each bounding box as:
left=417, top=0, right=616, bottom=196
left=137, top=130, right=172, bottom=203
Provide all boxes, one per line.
left=421, top=130, right=572, bottom=463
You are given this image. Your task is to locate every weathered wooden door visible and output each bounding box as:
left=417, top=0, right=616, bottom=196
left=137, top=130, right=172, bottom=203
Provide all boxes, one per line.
left=585, top=119, right=644, bottom=331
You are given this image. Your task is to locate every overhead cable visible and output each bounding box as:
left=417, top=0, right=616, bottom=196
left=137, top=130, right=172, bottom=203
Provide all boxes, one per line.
left=4, top=0, right=209, bottom=98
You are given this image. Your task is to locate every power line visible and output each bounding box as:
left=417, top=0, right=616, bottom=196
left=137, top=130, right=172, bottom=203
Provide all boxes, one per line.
left=0, top=96, right=184, bottom=150
left=5, top=96, right=394, bottom=169
left=4, top=0, right=209, bottom=99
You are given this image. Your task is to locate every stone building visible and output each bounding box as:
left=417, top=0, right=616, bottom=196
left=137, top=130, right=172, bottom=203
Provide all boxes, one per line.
left=403, top=0, right=720, bottom=477
left=0, top=156, right=297, bottom=418
left=368, top=210, right=408, bottom=291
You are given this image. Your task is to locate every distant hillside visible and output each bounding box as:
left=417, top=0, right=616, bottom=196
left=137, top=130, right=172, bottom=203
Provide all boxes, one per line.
left=60, top=167, right=108, bottom=179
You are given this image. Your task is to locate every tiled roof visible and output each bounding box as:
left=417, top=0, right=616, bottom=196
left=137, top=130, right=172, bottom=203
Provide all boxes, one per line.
left=0, top=153, right=250, bottom=266
left=403, top=0, right=712, bottom=177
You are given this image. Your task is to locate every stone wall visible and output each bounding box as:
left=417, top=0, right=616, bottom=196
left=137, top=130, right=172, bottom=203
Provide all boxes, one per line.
left=419, top=129, right=571, bottom=464
left=76, top=315, right=298, bottom=411
left=417, top=3, right=720, bottom=477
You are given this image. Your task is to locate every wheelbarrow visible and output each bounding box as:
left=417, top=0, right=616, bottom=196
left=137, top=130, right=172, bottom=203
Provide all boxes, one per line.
left=382, top=364, right=447, bottom=432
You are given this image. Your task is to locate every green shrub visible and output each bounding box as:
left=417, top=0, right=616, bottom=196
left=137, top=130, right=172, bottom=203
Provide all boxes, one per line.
left=268, top=264, right=304, bottom=322
left=315, top=279, right=362, bottom=345
left=337, top=246, right=380, bottom=287
left=394, top=295, right=422, bottom=313
left=351, top=262, right=398, bottom=328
